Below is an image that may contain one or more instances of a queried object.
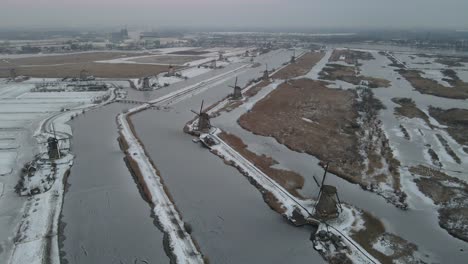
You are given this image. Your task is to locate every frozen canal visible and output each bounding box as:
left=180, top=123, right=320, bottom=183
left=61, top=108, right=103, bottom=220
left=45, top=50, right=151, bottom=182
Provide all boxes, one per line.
left=131, top=50, right=325, bottom=263
left=213, top=47, right=468, bottom=263
left=59, top=104, right=169, bottom=264
left=60, top=50, right=324, bottom=263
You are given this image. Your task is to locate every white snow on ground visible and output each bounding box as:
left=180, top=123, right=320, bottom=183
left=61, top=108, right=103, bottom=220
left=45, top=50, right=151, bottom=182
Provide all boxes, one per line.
left=242, top=81, right=281, bottom=111
left=10, top=154, right=74, bottom=264
left=118, top=115, right=204, bottom=263
left=301, top=117, right=315, bottom=124
left=304, top=49, right=333, bottom=80
left=0, top=152, right=16, bottom=175
left=315, top=207, right=381, bottom=264
left=180, top=67, right=211, bottom=78
left=372, top=237, right=395, bottom=256
left=420, top=70, right=453, bottom=87
left=183, top=57, right=217, bottom=67
left=0, top=80, right=116, bottom=264
left=133, top=64, right=250, bottom=111
left=131, top=58, right=244, bottom=91
left=95, top=47, right=246, bottom=67
left=152, top=47, right=199, bottom=54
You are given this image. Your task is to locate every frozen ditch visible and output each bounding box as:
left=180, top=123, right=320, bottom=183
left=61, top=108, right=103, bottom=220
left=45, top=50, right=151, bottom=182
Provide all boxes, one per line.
left=130, top=49, right=328, bottom=263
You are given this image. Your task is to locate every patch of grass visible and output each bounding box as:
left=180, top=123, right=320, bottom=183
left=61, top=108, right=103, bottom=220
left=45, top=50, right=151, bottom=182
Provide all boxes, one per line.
left=391, top=97, right=431, bottom=125
left=398, top=69, right=468, bottom=99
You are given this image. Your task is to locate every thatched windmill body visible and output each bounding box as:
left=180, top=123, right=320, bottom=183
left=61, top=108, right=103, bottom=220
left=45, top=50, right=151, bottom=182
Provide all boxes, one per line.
left=262, top=64, right=269, bottom=81
left=229, top=77, right=242, bottom=100
left=290, top=50, right=296, bottom=63
left=41, top=124, right=69, bottom=160
left=313, top=163, right=342, bottom=219
left=191, top=100, right=211, bottom=133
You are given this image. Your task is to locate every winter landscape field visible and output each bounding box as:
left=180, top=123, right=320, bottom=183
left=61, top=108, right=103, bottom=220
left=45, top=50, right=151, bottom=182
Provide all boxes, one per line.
left=1, top=1, right=468, bottom=263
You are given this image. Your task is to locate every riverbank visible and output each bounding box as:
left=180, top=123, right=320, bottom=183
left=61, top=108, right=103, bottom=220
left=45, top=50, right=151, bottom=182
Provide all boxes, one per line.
left=8, top=88, right=116, bottom=264
left=113, top=65, right=253, bottom=263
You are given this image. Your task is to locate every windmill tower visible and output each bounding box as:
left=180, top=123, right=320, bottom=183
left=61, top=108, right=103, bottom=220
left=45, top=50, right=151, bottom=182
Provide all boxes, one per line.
left=80, top=69, right=90, bottom=81
left=191, top=100, right=211, bottom=133
left=313, top=163, right=342, bottom=219
left=10, top=68, right=17, bottom=80
left=210, top=60, right=217, bottom=69
left=44, top=124, right=69, bottom=160
left=142, top=77, right=151, bottom=90
left=168, top=65, right=175, bottom=76
left=218, top=51, right=224, bottom=61
left=229, top=77, right=242, bottom=100
left=290, top=50, right=296, bottom=63
left=192, top=101, right=211, bottom=133
left=262, top=64, right=269, bottom=81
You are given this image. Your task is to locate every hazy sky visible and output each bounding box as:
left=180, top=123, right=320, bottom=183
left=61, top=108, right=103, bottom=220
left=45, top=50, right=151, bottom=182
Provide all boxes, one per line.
left=1, top=0, right=468, bottom=30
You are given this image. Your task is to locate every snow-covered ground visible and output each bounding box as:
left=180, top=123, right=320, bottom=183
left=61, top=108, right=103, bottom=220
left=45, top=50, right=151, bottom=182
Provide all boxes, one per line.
left=0, top=80, right=116, bottom=264
left=304, top=49, right=333, bottom=80
left=96, top=47, right=252, bottom=68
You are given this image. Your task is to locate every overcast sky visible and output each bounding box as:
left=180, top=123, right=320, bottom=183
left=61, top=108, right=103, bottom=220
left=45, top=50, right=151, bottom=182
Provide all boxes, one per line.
left=1, top=0, right=468, bottom=30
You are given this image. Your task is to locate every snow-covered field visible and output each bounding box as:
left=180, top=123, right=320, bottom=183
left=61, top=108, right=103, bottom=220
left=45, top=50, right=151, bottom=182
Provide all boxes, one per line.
left=0, top=80, right=115, bottom=264
left=0, top=82, right=108, bottom=178
left=96, top=47, right=252, bottom=68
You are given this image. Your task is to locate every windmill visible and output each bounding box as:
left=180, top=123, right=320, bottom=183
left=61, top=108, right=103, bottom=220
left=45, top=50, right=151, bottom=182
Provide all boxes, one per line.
left=290, top=50, right=296, bottom=63
left=80, top=69, right=90, bottom=81
left=168, top=64, right=175, bottom=76
left=39, top=124, right=70, bottom=160
left=218, top=51, right=224, bottom=61
left=210, top=60, right=217, bottom=69
left=313, top=162, right=342, bottom=219
left=142, top=77, right=151, bottom=90
left=10, top=68, right=17, bottom=80
left=262, top=64, right=269, bottom=81
left=228, top=77, right=242, bottom=100
left=191, top=100, right=211, bottom=133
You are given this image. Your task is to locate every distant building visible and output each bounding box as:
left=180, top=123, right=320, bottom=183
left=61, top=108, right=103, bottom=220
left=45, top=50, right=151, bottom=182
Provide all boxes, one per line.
left=111, top=28, right=129, bottom=43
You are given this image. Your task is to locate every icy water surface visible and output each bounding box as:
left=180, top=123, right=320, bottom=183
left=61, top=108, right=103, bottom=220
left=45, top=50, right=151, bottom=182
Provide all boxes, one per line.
left=60, top=104, right=168, bottom=264
left=214, top=47, right=468, bottom=262
left=132, top=50, right=326, bottom=263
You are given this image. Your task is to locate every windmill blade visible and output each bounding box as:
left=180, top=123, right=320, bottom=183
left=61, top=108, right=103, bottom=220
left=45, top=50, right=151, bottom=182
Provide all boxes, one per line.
left=57, top=141, right=62, bottom=159
left=320, top=162, right=329, bottom=187
left=313, top=175, right=321, bottom=188
left=200, top=100, right=204, bottom=114
left=52, top=123, right=57, bottom=138
left=336, top=192, right=343, bottom=211
left=191, top=110, right=200, bottom=116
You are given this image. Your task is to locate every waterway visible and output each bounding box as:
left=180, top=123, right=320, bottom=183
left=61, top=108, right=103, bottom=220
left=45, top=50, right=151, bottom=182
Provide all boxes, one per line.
left=131, top=50, right=326, bottom=263
left=61, top=50, right=325, bottom=263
